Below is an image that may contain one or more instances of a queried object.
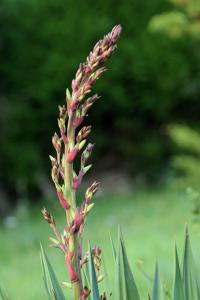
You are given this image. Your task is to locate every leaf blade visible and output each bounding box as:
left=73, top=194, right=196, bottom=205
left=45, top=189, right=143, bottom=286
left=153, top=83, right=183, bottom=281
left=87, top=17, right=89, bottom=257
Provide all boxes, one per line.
left=40, top=244, right=66, bottom=300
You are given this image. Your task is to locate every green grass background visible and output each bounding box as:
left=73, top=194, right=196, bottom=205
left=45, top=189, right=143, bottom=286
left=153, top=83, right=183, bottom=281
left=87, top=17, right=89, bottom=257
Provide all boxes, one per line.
left=1, top=187, right=200, bottom=299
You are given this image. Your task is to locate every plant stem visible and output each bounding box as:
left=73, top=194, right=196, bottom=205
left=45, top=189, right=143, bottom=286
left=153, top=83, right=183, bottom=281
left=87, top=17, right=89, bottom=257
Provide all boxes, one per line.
left=65, top=113, right=83, bottom=299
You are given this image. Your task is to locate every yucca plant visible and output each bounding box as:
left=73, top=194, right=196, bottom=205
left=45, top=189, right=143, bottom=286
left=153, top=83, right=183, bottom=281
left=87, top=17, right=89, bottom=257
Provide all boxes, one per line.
left=1, top=26, right=200, bottom=300
left=40, top=225, right=200, bottom=300
left=39, top=25, right=200, bottom=300
left=41, top=25, right=122, bottom=300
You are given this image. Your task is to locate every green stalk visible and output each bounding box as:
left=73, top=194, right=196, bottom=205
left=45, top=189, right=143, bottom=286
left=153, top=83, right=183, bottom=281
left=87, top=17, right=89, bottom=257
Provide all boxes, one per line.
left=65, top=113, right=83, bottom=299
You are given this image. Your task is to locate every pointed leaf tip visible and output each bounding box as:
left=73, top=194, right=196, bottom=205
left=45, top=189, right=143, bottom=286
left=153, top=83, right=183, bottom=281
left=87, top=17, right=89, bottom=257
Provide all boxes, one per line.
left=40, top=244, right=66, bottom=300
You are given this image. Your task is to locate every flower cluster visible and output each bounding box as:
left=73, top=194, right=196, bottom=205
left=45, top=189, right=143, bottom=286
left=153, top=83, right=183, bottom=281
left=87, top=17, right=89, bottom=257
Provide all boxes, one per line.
left=42, top=25, right=122, bottom=300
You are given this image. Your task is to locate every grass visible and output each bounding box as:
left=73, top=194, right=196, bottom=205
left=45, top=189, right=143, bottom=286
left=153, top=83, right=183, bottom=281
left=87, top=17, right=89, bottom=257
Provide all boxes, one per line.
left=1, top=186, right=200, bottom=299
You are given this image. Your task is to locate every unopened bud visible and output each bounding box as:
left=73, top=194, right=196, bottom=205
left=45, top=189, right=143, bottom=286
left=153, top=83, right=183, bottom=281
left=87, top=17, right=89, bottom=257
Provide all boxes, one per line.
left=49, top=237, right=60, bottom=247
left=76, top=126, right=92, bottom=143
left=86, top=203, right=94, bottom=214
left=52, top=133, right=61, bottom=152
left=57, top=190, right=70, bottom=210
left=81, top=143, right=94, bottom=166
left=92, top=246, right=102, bottom=256
left=58, top=105, right=67, bottom=119
left=58, top=118, right=66, bottom=134
left=41, top=207, right=55, bottom=225
left=51, top=164, right=59, bottom=183
left=82, top=94, right=100, bottom=115
left=79, top=139, right=86, bottom=150
left=82, top=164, right=92, bottom=174
left=66, top=88, right=71, bottom=101
left=65, top=255, right=79, bottom=282
left=72, top=171, right=84, bottom=190
left=69, top=210, right=84, bottom=234
left=73, top=116, right=84, bottom=129
left=67, top=147, right=78, bottom=163
left=97, top=274, right=104, bottom=283
left=68, top=99, right=79, bottom=113
left=90, top=67, right=107, bottom=81
left=49, top=155, right=56, bottom=165
left=85, top=181, right=100, bottom=202
left=62, top=281, right=72, bottom=289
left=111, top=24, right=122, bottom=43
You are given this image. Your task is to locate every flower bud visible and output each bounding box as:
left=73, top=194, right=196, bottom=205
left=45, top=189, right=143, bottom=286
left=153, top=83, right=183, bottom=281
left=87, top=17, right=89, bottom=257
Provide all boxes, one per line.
left=41, top=207, right=55, bottom=225
left=85, top=181, right=100, bottom=203
left=65, top=255, right=79, bottom=282
left=66, top=88, right=71, bottom=101
left=76, top=126, right=92, bottom=144
left=67, top=147, right=78, bottom=163
left=58, top=105, right=67, bottom=119
left=57, top=190, right=70, bottom=210
left=52, top=133, right=61, bottom=153
left=78, top=139, right=86, bottom=150
left=72, top=171, right=84, bottom=190
left=81, top=143, right=94, bottom=166
left=58, top=118, right=66, bottom=135
left=51, top=164, right=59, bottom=184
left=72, top=116, right=84, bottom=129
left=49, top=155, right=56, bottom=165
left=69, top=209, right=84, bottom=234
left=82, top=94, right=100, bottom=116
left=68, top=99, right=79, bottom=113
left=49, top=237, right=60, bottom=246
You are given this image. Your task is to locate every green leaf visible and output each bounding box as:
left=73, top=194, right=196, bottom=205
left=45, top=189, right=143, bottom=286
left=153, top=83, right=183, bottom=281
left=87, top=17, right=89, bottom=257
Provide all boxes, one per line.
left=182, top=227, right=199, bottom=300
left=81, top=268, right=91, bottom=300
left=0, top=286, right=9, bottom=300
left=151, top=264, right=162, bottom=300
left=88, top=244, right=100, bottom=300
left=173, top=246, right=185, bottom=300
left=40, top=244, right=66, bottom=300
left=115, top=227, right=140, bottom=300
left=101, top=254, right=112, bottom=299
left=109, top=232, right=116, bottom=261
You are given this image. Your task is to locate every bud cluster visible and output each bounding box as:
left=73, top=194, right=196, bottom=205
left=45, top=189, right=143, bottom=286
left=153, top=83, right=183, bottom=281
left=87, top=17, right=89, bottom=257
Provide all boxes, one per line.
left=42, top=25, right=122, bottom=300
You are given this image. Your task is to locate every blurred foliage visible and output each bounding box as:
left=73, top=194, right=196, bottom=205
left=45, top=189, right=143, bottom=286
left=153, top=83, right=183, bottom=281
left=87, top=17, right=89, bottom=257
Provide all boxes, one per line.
left=1, top=0, right=200, bottom=202
left=149, top=0, right=200, bottom=39
left=186, top=187, right=200, bottom=223
left=168, top=124, right=200, bottom=189
left=167, top=124, right=200, bottom=222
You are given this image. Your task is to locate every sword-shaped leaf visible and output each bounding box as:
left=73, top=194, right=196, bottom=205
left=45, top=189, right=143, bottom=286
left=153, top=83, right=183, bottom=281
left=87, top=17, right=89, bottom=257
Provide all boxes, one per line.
left=182, top=227, right=199, bottom=300
left=173, top=246, right=185, bottom=300
left=109, top=232, right=116, bottom=261
left=0, top=286, right=9, bottom=300
left=81, top=267, right=92, bottom=300
left=151, top=264, right=163, bottom=300
left=115, top=228, right=140, bottom=300
left=101, top=254, right=112, bottom=299
left=88, top=244, right=100, bottom=300
left=40, top=244, right=66, bottom=300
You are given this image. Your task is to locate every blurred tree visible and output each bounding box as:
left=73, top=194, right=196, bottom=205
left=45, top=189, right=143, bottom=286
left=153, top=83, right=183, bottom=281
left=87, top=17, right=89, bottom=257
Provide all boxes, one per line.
left=167, top=124, right=200, bottom=189
left=149, top=0, right=200, bottom=39
left=148, top=0, right=200, bottom=179
left=167, top=124, right=200, bottom=222
left=0, top=0, right=200, bottom=205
